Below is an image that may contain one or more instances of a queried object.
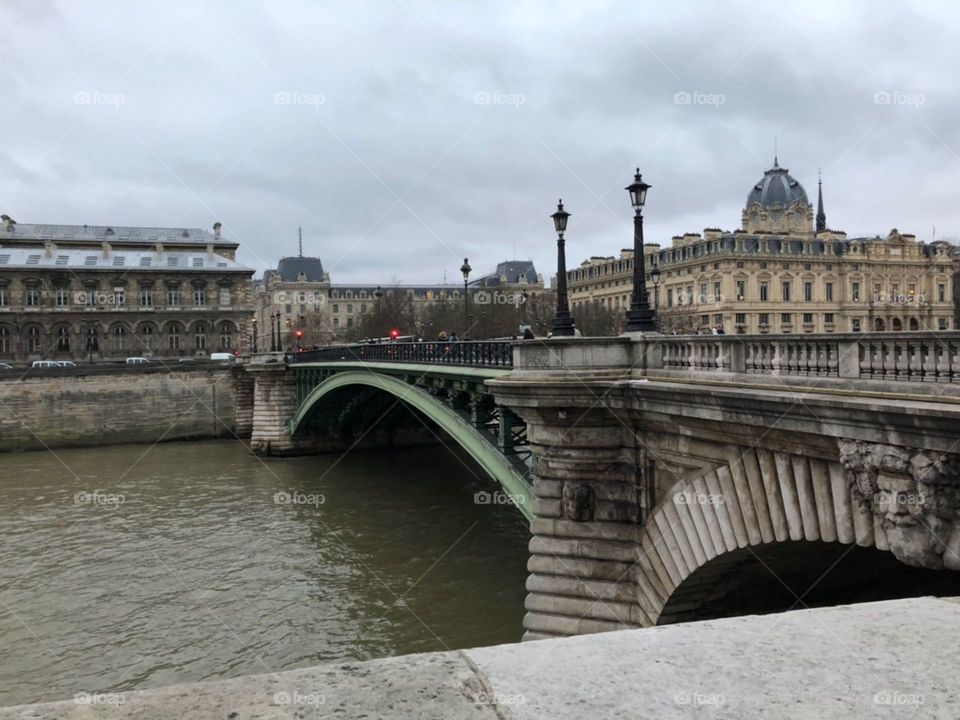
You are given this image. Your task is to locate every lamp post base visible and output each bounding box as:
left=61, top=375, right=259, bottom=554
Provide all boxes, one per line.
left=552, top=313, right=576, bottom=337
left=624, top=307, right=656, bottom=333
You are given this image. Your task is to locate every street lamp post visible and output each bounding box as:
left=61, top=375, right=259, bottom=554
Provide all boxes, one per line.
left=651, top=265, right=661, bottom=332
left=624, top=169, right=656, bottom=333
left=460, top=258, right=471, bottom=337
left=550, top=199, right=575, bottom=337
left=252, top=317, right=258, bottom=353
left=274, top=311, right=282, bottom=351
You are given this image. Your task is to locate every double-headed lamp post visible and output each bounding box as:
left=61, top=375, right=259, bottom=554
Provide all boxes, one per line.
left=460, top=258, right=471, bottom=337
left=624, top=169, right=656, bottom=333
left=550, top=199, right=575, bottom=337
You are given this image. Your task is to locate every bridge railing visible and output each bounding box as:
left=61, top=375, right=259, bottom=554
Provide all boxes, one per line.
left=290, top=341, right=514, bottom=368
left=656, top=331, right=960, bottom=382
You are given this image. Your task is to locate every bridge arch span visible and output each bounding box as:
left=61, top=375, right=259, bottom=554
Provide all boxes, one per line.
left=289, top=371, right=531, bottom=520
left=634, top=449, right=959, bottom=627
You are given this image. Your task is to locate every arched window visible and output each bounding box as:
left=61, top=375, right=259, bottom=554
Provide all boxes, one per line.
left=56, top=326, right=70, bottom=352
left=909, top=318, right=919, bottom=331
left=85, top=327, right=99, bottom=352
left=168, top=323, right=182, bottom=350
left=26, top=326, right=41, bottom=353
left=140, top=325, right=154, bottom=351
left=194, top=323, right=207, bottom=350
left=113, top=326, right=126, bottom=352
left=891, top=318, right=902, bottom=331
left=219, top=323, right=233, bottom=350
left=0, top=327, right=9, bottom=355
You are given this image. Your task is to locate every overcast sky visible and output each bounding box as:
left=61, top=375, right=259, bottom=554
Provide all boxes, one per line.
left=2, top=1, right=959, bottom=284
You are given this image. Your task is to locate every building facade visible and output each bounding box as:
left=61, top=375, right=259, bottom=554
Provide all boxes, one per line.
left=0, top=216, right=255, bottom=362
left=567, top=160, right=957, bottom=334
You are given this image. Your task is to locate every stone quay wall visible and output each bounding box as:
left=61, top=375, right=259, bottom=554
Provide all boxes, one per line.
left=0, top=364, right=253, bottom=452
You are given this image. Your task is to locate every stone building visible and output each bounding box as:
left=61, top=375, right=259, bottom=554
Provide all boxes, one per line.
left=0, top=216, right=255, bottom=362
left=256, top=247, right=544, bottom=344
left=567, top=160, right=957, bottom=334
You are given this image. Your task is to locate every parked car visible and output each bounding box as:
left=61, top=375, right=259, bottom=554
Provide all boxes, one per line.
left=0, top=362, right=13, bottom=370
left=209, top=352, right=236, bottom=363
left=58, top=361, right=78, bottom=368
left=177, top=357, right=195, bottom=363
left=125, top=357, right=150, bottom=365
left=30, top=360, right=60, bottom=369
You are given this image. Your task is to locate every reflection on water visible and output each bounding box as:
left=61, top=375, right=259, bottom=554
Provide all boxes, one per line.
left=0, top=439, right=529, bottom=706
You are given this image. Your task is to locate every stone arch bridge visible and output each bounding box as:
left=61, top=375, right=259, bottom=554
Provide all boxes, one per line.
left=245, top=332, right=960, bottom=638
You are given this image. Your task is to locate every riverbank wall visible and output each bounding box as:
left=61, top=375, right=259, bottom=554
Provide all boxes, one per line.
left=0, top=364, right=254, bottom=452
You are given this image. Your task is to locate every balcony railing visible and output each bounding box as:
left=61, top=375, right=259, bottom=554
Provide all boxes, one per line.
left=291, top=340, right=514, bottom=368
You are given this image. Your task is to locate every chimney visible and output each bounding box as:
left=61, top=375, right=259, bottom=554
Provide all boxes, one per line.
left=1, top=215, right=14, bottom=231
left=43, top=240, right=56, bottom=258
left=102, top=242, right=111, bottom=259
left=213, top=222, right=222, bottom=239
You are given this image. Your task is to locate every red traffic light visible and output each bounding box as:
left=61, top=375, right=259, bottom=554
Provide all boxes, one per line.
left=295, top=329, right=304, bottom=338
left=390, top=328, right=399, bottom=339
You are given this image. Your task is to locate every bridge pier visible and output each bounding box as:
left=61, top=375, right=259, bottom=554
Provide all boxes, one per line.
left=247, top=358, right=317, bottom=456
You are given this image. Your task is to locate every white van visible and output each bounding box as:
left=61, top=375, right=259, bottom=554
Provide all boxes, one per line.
left=209, top=352, right=236, bottom=362
left=126, top=357, right=150, bottom=365
left=30, top=360, right=60, bottom=369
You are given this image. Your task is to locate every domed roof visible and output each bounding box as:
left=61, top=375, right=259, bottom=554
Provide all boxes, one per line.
left=745, top=159, right=810, bottom=210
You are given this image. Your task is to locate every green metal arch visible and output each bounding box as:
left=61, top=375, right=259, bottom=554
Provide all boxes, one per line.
left=289, top=370, right=531, bottom=520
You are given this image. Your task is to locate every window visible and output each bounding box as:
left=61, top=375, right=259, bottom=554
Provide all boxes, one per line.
left=285, top=304, right=292, bottom=314
left=347, top=303, right=354, bottom=314
left=825, top=313, right=834, bottom=323
left=759, top=281, right=768, bottom=302
left=141, top=326, right=154, bottom=350
left=736, top=280, right=745, bottom=300
left=55, top=289, right=69, bottom=307
left=333, top=317, right=340, bottom=327
left=735, top=261, right=744, bottom=269
left=699, top=283, right=707, bottom=303
left=852, top=319, right=862, bottom=333
left=939, top=318, right=948, bottom=330
left=713, top=282, right=721, bottom=303
left=825, top=282, right=833, bottom=302
left=804, top=263, right=812, bottom=271
left=113, top=326, right=126, bottom=352
left=714, top=314, right=723, bottom=325
left=219, top=325, right=232, bottom=350
left=219, top=287, right=232, bottom=305
left=26, top=287, right=41, bottom=306
left=0, top=327, right=8, bottom=354
left=759, top=313, right=769, bottom=325
left=193, top=288, right=206, bottom=306
left=852, top=282, right=860, bottom=302
left=347, top=317, right=354, bottom=328
left=167, top=288, right=180, bottom=306
left=803, top=313, right=813, bottom=324
left=140, top=289, right=153, bottom=307
left=333, top=304, right=339, bottom=314
left=939, top=283, right=946, bottom=302
left=781, top=313, right=792, bottom=324
left=701, top=315, right=709, bottom=325
left=26, top=326, right=41, bottom=353
left=113, top=288, right=125, bottom=307
left=667, top=288, right=674, bottom=307
left=56, top=326, right=70, bottom=352
left=804, top=282, right=812, bottom=302
left=782, top=281, right=791, bottom=302
left=194, top=325, right=207, bottom=350
left=0, top=288, right=7, bottom=306
left=168, top=324, right=182, bottom=350
left=735, top=313, right=746, bottom=324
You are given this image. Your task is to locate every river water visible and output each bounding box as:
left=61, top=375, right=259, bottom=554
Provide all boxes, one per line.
left=0, top=440, right=529, bottom=706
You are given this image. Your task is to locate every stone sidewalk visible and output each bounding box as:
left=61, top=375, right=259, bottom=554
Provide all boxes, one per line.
left=2, top=597, right=957, bottom=719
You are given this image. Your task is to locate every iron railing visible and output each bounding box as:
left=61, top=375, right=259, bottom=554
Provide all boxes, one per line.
left=291, top=340, right=514, bottom=368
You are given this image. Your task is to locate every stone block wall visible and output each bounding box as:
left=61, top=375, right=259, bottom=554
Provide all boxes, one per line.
left=0, top=365, right=251, bottom=452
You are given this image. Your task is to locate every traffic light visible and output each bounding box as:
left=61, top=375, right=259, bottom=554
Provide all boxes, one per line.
left=295, top=329, right=304, bottom=339
left=390, top=328, right=399, bottom=340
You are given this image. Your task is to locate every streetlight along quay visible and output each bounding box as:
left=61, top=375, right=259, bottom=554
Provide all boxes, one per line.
left=550, top=199, right=575, bottom=337
left=460, top=258, right=472, bottom=337
left=624, top=169, right=656, bottom=333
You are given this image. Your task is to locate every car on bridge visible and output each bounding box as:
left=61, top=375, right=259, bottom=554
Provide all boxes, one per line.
left=125, top=357, right=151, bottom=365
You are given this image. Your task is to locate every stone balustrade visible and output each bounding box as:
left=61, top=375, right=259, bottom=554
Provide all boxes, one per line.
left=655, top=331, right=960, bottom=382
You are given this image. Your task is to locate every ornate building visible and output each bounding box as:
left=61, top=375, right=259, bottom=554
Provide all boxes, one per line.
left=567, top=160, right=957, bottom=334
left=0, top=216, right=255, bottom=362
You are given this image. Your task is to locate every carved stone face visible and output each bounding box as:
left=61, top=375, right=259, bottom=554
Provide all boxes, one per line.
left=839, top=440, right=960, bottom=571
